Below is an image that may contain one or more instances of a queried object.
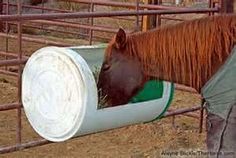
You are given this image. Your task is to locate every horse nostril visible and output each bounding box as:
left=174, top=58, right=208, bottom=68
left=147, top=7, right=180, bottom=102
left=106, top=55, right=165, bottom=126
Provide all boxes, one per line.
left=103, top=64, right=111, bottom=71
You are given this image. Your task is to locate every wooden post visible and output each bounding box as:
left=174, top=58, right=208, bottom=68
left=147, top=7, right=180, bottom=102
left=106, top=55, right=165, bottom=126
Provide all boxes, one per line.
left=219, top=0, right=235, bottom=13
left=142, top=0, right=151, bottom=32
left=142, top=0, right=160, bottom=32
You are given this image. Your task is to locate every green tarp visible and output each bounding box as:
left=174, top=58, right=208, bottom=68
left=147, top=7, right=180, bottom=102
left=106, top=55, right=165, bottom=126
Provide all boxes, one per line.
left=202, top=47, right=236, bottom=120
left=202, top=47, right=236, bottom=157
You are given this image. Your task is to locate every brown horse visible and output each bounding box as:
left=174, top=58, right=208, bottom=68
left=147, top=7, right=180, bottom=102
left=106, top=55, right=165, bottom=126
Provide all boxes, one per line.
left=98, top=14, right=236, bottom=156
left=98, top=14, right=236, bottom=106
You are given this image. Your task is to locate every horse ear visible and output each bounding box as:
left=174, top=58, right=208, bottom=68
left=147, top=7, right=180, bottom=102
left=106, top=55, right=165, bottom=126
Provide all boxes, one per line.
left=115, top=28, right=126, bottom=49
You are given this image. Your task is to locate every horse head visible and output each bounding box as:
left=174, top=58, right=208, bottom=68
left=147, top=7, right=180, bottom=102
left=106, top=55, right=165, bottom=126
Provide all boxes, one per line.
left=97, top=28, right=147, bottom=106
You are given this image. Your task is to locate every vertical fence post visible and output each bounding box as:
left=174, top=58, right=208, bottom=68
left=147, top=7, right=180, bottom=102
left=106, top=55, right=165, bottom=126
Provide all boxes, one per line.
left=208, top=0, right=213, bottom=16
left=5, top=0, right=9, bottom=33
left=135, top=0, right=140, bottom=31
left=16, top=0, right=22, bottom=146
left=199, top=99, right=205, bottom=133
left=0, top=0, right=3, bottom=32
left=208, top=0, right=219, bottom=16
left=41, top=0, right=45, bottom=34
left=89, top=2, right=94, bottom=45
left=156, top=0, right=162, bottom=27
left=4, top=0, right=10, bottom=71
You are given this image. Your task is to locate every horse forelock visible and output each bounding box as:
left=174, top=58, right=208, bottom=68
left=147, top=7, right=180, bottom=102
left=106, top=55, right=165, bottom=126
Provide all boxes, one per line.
left=115, top=14, right=236, bottom=91
left=105, top=34, right=135, bottom=62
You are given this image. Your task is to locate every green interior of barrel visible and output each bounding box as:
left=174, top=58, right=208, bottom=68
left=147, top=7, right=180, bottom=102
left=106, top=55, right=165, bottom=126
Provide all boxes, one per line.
left=70, top=45, right=174, bottom=109
left=130, top=80, right=163, bottom=103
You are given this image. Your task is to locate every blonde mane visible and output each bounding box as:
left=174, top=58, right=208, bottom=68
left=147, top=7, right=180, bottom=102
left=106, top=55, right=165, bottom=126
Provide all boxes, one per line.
left=122, top=14, right=236, bottom=91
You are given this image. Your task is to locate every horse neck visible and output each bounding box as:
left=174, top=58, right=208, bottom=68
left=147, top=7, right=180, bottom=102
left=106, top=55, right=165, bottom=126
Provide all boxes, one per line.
left=128, top=24, right=233, bottom=92
left=128, top=33, right=193, bottom=88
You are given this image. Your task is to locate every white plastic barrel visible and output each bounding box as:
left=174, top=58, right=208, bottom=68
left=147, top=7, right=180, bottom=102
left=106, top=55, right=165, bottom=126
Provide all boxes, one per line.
left=22, top=45, right=173, bottom=142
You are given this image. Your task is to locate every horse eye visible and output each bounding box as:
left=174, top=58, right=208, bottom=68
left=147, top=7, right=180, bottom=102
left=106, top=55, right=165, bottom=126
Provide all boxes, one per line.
left=103, top=64, right=111, bottom=71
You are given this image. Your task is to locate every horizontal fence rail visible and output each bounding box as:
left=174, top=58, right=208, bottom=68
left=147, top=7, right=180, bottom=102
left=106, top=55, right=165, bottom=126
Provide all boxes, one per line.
left=69, top=0, right=191, bottom=10
left=0, top=103, right=22, bottom=111
left=0, top=8, right=219, bottom=22
left=0, top=58, right=27, bottom=67
left=0, top=139, right=50, bottom=154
